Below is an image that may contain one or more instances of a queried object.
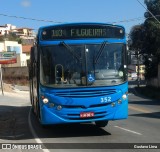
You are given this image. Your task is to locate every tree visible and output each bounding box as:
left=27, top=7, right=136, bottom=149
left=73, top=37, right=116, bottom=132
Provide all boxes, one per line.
left=144, top=0, right=160, bottom=79
left=129, top=0, right=160, bottom=79
left=129, top=24, right=145, bottom=52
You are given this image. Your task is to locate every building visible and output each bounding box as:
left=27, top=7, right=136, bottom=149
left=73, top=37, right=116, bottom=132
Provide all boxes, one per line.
left=22, top=45, right=32, bottom=61
left=0, top=25, right=8, bottom=36
left=15, top=27, right=33, bottom=36
left=0, top=23, right=36, bottom=67
left=128, top=50, right=145, bottom=80
left=0, top=24, right=16, bottom=36
left=0, top=41, right=27, bottom=67
left=13, top=27, right=35, bottom=45
left=136, top=65, right=145, bottom=79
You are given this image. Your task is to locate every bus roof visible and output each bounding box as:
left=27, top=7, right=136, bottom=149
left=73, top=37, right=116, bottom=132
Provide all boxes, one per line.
left=38, top=22, right=125, bottom=30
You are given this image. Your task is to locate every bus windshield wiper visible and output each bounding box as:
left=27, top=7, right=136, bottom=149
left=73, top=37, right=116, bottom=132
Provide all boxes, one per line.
left=94, top=41, right=108, bottom=64
left=60, top=41, right=81, bottom=62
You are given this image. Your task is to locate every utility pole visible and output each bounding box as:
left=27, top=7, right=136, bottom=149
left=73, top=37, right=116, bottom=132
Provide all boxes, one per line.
left=0, top=64, right=4, bottom=95
left=137, top=50, right=140, bottom=87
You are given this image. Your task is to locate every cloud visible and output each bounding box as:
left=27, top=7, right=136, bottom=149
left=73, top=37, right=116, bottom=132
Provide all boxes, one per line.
left=21, top=0, right=31, bottom=7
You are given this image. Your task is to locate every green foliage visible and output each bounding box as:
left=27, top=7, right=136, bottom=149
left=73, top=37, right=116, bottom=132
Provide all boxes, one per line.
left=129, top=0, right=160, bottom=79
left=129, top=24, right=145, bottom=51
left=144, top=56, right=158, bottom=79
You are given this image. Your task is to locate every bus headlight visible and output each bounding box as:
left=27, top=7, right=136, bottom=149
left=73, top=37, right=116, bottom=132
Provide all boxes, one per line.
left=122, top=94, right=127, bottom=100
left=43, top=98, right=49, bottom=104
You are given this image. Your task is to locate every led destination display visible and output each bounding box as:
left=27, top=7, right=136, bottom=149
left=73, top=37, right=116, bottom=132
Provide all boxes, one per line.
left=41, top=24, right=125, bottom=40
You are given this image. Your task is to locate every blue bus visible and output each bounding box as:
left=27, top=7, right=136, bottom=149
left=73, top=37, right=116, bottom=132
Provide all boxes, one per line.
left=29, top=23, right=128, bottom=127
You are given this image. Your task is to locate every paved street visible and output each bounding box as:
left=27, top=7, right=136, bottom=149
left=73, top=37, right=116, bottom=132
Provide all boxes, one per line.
left=0, top=91, right=30, bottom=140
left=0, top=81, right=160, bottom=152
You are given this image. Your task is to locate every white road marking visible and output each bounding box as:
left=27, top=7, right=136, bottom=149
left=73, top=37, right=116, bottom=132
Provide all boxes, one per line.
left=28, top=108, right=50, bottom=152
left=114, top=126, right=142, bottom=135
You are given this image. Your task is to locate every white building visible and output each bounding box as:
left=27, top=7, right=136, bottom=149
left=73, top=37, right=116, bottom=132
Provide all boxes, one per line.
left=0, top=41, right=27, bottom=67
left=0, top=24, right=16, bottom=36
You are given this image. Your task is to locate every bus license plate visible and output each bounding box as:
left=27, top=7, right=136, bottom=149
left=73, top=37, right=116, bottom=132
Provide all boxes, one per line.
left=80, top=112, right=94, bottom=118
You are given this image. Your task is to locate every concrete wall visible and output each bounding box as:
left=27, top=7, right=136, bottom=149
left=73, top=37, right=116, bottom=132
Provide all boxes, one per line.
left=0, top=43, right=4, bottom=52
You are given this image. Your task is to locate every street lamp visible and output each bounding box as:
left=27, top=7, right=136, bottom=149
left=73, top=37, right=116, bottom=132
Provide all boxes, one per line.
left=135, top=50, right=141, bottom=87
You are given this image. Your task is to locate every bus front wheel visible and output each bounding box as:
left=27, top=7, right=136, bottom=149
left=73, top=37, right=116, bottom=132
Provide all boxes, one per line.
left=95, top=120, right=108, bottom=127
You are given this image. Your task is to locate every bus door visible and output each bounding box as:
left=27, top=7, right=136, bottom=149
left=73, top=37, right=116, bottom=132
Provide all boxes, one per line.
left=30, top=47, right=39, bottom=116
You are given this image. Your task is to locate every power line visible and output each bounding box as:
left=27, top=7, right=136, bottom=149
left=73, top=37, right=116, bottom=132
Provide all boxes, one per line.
left=0, top=12, right=157, bottom=25
left=0, top=13, right=145, bottom=24
left=0, top=13, right=62, bottom=23
left=110, top=17, right=145, bottom=24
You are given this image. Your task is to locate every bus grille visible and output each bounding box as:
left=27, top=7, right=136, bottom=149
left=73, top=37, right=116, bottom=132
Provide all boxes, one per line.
left=55, top=89, right=117, bottom=98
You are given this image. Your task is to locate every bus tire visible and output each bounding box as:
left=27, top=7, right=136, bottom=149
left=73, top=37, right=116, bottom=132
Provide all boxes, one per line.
left=95, top=120, right=108, bottom=127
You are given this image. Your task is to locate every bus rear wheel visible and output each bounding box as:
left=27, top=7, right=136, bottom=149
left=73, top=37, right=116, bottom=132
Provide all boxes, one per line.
left=95, top=120, right=108, bottom=127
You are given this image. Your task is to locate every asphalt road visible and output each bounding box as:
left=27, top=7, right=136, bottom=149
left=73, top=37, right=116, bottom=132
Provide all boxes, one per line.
left=0, top=81, right=160, bottom=152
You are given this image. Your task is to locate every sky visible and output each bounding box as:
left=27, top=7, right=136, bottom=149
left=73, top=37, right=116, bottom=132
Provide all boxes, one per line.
left=0, top=0, right=147, bottom=34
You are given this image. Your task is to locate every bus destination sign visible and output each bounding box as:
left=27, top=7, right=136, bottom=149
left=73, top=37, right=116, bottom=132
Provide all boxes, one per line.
left=41, top=24, right=125, bottom=40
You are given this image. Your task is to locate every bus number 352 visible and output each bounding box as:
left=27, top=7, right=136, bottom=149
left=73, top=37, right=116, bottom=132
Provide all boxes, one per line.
left=101, top=97, right=112, bottom=103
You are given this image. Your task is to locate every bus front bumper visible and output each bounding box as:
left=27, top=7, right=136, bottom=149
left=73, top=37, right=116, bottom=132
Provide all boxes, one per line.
left=40, top=100, right=128, bottom=125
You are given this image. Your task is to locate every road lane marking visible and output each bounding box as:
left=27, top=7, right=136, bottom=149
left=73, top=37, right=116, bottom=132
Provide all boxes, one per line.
left=129, top=105, right=151, bottom=113
left=114, top=126, right=142, bottom=135
left=28, top=108, right=50, bottom=152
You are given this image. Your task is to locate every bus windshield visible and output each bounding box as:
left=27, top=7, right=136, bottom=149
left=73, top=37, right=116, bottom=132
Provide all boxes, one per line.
left=40, top=43, right=127, bottom=88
